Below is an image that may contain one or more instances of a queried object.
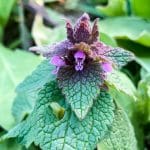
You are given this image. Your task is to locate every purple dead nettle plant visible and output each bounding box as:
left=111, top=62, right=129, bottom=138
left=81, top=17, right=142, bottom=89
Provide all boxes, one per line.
left=2, top=13, right=136, bottom=150
left=30, top=13, right=134, bottom=119
left=31, top=13, right=133, bottom=77
left=30, top=13, right=117, bottom=75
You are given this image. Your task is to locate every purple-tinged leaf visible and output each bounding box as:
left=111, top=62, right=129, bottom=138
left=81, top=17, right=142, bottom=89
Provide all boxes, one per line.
left=66, top=20, right=74, bottom=43
left=73, top=13, right=91, bottom=43
left=57, top=62, right=104, bottom=119
left=89, top=18, right=99, bottom=44
left=91, top=42, right=134, bottom=68
left=30, top=40, right=73, bottom=58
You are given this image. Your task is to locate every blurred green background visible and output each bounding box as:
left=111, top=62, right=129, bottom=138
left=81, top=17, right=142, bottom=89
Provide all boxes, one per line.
left=0, top=0, right=150, bottom=149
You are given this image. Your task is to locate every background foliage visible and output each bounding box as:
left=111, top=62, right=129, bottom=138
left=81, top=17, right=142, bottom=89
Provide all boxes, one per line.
left=0, top=0, right=150, bottom=149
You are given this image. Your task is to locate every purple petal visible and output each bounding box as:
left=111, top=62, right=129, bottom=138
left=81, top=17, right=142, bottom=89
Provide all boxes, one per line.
left=52, top=67, right=60, bottom=74
left=75, top=65, right=84, bottom=71
left=50, top=56, right=66, bottom=67
left=74, top=51, right=86, bottom=59
left=74, top=51, right=86, bottom=71
left=101, top=62, right=112, bottom=72
left=73, top=13, right=91, bottom=43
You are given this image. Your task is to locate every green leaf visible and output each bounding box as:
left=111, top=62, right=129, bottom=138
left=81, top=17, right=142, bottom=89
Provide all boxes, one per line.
left=117, top=39, right=150, bottom=58
left=0, top=0, right=16, bottom=27
left=12, top=60, right=55, bottom=122
left=105, top=70, right=137, bottom=117
left=97, top=107, right=137, bottom=150
left=96, top=0, right=127, bottom=17
left=0, top=139, right=22, bottom=150
left=100, top=17, right=150, bottom=47
left=0, top=44, right=41, bottom=130
left=106, top=70, right=136, bottom=100
left=101, top=47, right=134, bottom=68
left=100, top=32, right=117, bottom=47
left=106, top=70, right=144, bottom=149
left=136, top=57, right=150, bottom=73
left=58, top=62, right=103, bottom=119
left=3, top=81, right=115, bottom=150
left=131, top=0, right=150, bottom=19
left=137, top=74, right=150, bottom=123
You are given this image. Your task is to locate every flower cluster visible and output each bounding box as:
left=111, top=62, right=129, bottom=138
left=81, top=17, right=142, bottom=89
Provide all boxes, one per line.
left=30, top=13, right=133, bottom=75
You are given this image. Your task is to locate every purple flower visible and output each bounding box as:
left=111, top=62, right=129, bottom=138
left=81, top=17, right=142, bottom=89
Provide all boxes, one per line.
left=50, top=56, right=66, bottom=74
left=30, top=13, right=133, bottom=75
left=74, top=51, right=86, bottom=71
left=101, top=62, right=112, bottom=73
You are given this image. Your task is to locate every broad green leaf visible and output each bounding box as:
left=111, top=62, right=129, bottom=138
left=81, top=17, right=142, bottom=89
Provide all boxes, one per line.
left=12, top=60, right=55, bottom=122
left=16, top=60, right=55, bottom=93
left=100, top=47, right=134, bottom=68
left=136, top=57, right=150, bottom=73
left=100, top=32, right=117, bottom=47
left=117, top=39, right=150, bottom=57
left=0, top=44, right=41, bottom=130
left=109, top=88, right=135, bottom=118
left=137, top=74, right=150, bottom=123
left=97, top=107, right=137, bottom=150
left=105, top=70, right=137, bottom=117
left=100, top=17, right=150, bottom=47
left=106, top=70, right=136, bottom=100
left=0, top=0, right=16, bottom=27
left=106, top=70, right=144, bottom=149
left=0, top=139, right=22, bottom=150
left=131, top=0, right=150, bottom=19
left=3, top=81, right=115, bottom=150
left=58, top=62, right=103, bottom=119
left=96, top=0, right=127, bottom=17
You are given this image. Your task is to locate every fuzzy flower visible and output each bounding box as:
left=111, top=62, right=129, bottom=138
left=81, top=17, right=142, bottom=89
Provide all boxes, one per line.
left=50, top=56, right=66, bottom=74
left=74, top=51, right=86, bottom=71
left=101, top=62, right=113, bottom=73
left=30, top=13, right=134, bottom=75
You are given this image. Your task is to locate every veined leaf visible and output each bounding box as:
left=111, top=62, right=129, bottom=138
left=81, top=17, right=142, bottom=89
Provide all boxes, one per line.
left=97, top=107, right=137, bottom=150
left=12, top=60, right=55, bottom=122
left=100, top=17, right=150, bottom=47
left=106, top=70, right=136, bottom=100
left=2, top=81, right=115, bottom=150
left=0, top=44, right=41, bottom=130
left=105, top=70, right=136, bottom=117
left=58, top=62, right=103, bottom=119
left=137, top=74, right=150, bottom=123
left=99, top=47, right=134, bottom=68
